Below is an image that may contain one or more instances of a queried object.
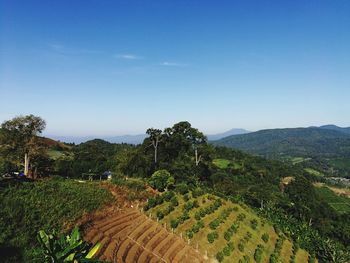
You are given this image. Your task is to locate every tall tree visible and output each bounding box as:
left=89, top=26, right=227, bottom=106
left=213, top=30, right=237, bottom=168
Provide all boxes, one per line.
left=146, top=128, right=162, bottom=164
left=0, top=115, right=46, bottom=177
left=189, top=127, right=207, bottom=166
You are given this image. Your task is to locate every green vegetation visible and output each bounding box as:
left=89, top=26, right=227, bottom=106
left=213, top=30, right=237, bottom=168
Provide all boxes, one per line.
left=1, top=116, right=349, bottom=262
left=213, top=127, right=350, bottom=177
left=148, top=169, right=175, bottom=191
left=304, top=168, right=323, bottom=176
left=0, top=178, right=112, bottom=262
left=213, top=158, right=241, bottom=169
left=37, top=226, right=101, bottom=262
left=315, top=186, right=350, bottom=213
left=145, top=191, right=312, bottom=263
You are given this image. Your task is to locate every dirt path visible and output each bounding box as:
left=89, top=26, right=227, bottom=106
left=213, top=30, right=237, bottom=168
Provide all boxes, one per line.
left=82, top=183, right=207, bottom=263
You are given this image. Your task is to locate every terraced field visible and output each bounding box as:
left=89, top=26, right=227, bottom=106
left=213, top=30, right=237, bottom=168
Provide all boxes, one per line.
left=145, top=191, right=316, bottom=263
left=83, top=207, right=206, bottom=262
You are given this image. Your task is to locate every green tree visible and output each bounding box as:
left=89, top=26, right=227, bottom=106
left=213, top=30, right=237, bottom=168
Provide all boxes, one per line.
left=0, top=115, right=46, bottom=177
left=148, top=169, right=175, bottom=191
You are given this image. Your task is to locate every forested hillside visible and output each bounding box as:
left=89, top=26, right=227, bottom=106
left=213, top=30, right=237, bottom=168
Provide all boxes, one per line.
left=213, top=127, right=350, bottom=177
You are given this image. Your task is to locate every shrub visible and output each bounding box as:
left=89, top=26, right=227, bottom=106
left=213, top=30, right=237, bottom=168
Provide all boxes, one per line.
left=156, top=210, right=164, bottom=220
left=237, top=213, right=246, bottom=221
left=186, top=230, right=194, bottom=239
left=207, top=231, right=219, bottom=243
left=194, top=211, right=201, bottom=220
left=209, top=219, right=220, bottom=230
left=250, top=219, right=258, bottom=230
left=216, top=251, right=224, bottom=262
left=170, top=196, right=179, bottom=206
left=227, top=242, right=234, bottom=251
left=254, top=244, right=264, bottom=263
left=170, top=219, right=179, bottom=229
left=224, top=231, right=232, bottom=241
left=238, top=241, right=245, bottom=252
left=261, top=233, right=269, bottom=243
left=162, top=191, right=175, bottom=201
left=223, top=246, right=231, bottom=256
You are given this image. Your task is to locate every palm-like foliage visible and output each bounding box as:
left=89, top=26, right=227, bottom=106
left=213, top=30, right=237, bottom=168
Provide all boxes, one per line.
left=37, top=227, right=102, bottom=263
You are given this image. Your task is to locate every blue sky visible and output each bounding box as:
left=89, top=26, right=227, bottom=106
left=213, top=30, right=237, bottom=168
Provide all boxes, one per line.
left=1, top=0, right=349, bottom=136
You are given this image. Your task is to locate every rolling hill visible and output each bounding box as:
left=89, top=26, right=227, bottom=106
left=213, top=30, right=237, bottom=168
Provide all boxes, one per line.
left=213, top=126, right=350, bottom=177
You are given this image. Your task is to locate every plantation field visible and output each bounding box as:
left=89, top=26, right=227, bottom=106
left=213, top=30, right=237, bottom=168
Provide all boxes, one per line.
left=145, top=191, right=313, bottom=263
left=315, top=186, right=350, bottom=213
left=213, top=158, right=241, bottom=169
left=0, top=178, right=112, bottom=262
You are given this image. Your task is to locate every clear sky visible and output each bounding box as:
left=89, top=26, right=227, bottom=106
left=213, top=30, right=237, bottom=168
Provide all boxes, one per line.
left=1, top=0, right=349, bottom=136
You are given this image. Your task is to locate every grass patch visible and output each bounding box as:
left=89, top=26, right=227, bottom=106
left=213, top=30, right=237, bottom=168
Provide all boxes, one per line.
left=304, top=168, right=323, bottom=177
left=0, top=178, right=112, bottom=262
left=213, top=159, right=241, bottom=169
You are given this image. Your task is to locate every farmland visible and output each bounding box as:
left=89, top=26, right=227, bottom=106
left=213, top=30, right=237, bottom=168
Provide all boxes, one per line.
left=315, top=185, right=350, bottom=214
left=145, top=191, right=314, bottom=263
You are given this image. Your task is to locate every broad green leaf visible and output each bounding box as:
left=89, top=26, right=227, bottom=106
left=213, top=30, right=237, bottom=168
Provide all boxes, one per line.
left=85, top=242, right=101, bottom=259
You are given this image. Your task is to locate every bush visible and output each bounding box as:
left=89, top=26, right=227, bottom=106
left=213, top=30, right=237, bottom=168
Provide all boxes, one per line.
left=216, top=251, right=224, bottom=262
left=250, top=219, right=258, bottom=230
left=207, top=231, right=219, bottom=243
left=170, top=196, right=179, bottom=206
left=254, top=244, right=264, bottom=263
left=162, top=191, right=175, bottom=201
left=186, top=230, right=194, bottom=239
left=148, top=169, right=174, bottom=191
left=223, top=246, right=231, bottom=256
left=156, top=210, right=164, bottom=220
left=238, top=241, right=245, bottom=252
left=170, top=219, right=179, bottom=229
left=237, top=213, right=246, bottom=221
left=261, top=233, right=269, bottom=243
left=227, top=242, right=234, bottom=251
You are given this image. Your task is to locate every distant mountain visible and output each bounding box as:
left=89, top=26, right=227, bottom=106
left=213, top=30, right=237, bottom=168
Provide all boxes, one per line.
left=48, top=134, right=146, bottom=144
left=48, top=129, right=251, bottom=145
left=106, top=134, right=147, bottom=144
left=207, top=128, right=250, bottom=141
left=319, top=124, right=350, bottom=134
left=213, top=127, right=350, bottom=159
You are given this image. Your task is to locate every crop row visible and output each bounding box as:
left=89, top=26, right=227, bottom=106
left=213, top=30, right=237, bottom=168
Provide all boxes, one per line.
left=209, top=207, right=236, bottom=230
left=143, top=191, right=176, bottom=211
left=269, top=236, right=285, bottom=263
left=215, top=241, right=234, bottom=262
left=194, top=198, right=222, bottom=220
left=186, top=220, right=205, bottom=239
left=170, top=199, right=199, bottom=229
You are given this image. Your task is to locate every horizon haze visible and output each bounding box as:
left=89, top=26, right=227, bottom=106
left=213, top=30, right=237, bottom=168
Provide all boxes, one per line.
left=1, top=0, right=350, bottom=135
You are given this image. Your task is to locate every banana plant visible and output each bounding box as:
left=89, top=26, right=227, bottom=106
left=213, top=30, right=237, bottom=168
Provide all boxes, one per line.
left=37, top=226, right=102, bottom=263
